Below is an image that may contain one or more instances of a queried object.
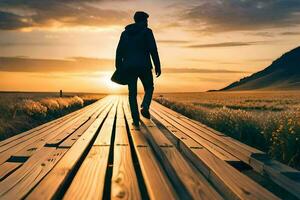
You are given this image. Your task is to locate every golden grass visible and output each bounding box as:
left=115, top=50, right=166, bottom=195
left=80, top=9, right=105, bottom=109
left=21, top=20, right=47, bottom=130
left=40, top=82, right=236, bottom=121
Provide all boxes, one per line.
left=0, top=92, right=106, bottom=140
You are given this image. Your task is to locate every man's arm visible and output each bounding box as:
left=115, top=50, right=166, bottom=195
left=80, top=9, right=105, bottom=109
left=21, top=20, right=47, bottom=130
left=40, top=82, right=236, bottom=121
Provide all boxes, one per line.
left=115, top=32, right=125, bottom=69
left=147, top=30, right=161, bottom=77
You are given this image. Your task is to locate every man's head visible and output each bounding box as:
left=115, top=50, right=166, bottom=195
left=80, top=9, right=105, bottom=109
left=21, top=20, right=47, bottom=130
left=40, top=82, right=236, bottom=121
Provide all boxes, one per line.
left=134, top=11, right=149, bottom=24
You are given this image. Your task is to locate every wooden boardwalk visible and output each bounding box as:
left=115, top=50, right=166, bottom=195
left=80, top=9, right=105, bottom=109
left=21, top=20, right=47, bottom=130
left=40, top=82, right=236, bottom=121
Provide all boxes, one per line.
left=0, top=95, right=299, bottom=200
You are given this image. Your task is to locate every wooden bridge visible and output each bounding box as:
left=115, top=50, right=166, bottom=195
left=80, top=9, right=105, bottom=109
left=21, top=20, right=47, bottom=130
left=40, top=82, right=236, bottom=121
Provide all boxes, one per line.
left=0, top=95, right=299, bottom=200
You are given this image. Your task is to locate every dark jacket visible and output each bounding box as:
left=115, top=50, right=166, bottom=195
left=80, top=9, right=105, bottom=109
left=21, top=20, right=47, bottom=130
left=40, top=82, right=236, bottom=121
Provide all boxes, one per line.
left=115, top=23, right=161, bottom=73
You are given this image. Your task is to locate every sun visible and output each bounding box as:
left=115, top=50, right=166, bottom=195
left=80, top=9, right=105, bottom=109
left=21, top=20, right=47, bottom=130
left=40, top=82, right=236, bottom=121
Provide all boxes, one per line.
left=102, top=72, right=123, bottom=92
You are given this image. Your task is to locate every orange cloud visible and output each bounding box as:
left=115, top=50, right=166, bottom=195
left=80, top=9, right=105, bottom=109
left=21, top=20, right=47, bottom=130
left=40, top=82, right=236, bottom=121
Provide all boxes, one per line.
left=0, top=0, right=130, bottom=30
left=0, top=57, right=114, bottom=72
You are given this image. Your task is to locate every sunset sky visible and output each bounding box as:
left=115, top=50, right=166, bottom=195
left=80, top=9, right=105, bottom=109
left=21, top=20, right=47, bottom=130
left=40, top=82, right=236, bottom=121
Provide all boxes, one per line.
left=0, top=0, right=300, bottom=93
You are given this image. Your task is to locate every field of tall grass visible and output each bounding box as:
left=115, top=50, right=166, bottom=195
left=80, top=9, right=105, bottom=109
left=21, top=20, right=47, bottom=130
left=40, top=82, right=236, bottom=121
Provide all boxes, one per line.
left=154, top=91, right=300, bottom=169
left=0, top=92, right=106, bottom=141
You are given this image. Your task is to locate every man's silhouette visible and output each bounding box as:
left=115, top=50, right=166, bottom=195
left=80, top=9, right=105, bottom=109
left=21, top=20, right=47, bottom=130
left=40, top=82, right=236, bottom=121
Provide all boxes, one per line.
left=116, top=11, right=161, bottom=127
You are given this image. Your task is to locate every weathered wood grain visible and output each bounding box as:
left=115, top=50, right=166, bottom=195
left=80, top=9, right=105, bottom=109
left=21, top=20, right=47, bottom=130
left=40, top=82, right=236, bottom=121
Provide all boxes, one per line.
left=150, top=110, right=280, bottom=200
left=0, top=99, right=103, bottom=165
left=26, top=100, right=113, bottom=200
left=0, top=147, right=65, bottom=199
left=0, top=162, right=22, bottom=181
left=58, top=98, right=113, bottom=148
left=0, top=97, right=102, bottom=151
left=139, top=116, right=223, bottom=200
left=111, top=99, right=141, bottom=200
left=0, top=95, right=296, bottom=200
left=0, top=109, right=75, bottom=148
left=63, top=99, right=118, bottom=200
left=151, top=107, right=240, bottom=163
left=0, top=106, right=103, bottom=185
left=123, top=97, right=178, bottom=200
left=153, top=100, right=300, bottom=199
left=46, top=98, right=109, bottom=146
left=152, top=100, right=265, bottom=159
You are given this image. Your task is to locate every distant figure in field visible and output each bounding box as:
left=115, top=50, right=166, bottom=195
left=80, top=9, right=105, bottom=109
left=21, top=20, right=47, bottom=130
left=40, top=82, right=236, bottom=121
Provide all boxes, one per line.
left=116, top=11, right=161, bottom=127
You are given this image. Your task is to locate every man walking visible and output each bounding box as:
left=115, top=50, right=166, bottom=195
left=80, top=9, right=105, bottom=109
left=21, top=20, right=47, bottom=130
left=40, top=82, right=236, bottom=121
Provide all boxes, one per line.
left=115, top=11, right=161, bottom=127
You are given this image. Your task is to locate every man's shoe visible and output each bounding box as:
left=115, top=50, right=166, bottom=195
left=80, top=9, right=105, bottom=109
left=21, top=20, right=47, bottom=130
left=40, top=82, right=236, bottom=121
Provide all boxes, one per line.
left=141, top=108, right=150, bottom=119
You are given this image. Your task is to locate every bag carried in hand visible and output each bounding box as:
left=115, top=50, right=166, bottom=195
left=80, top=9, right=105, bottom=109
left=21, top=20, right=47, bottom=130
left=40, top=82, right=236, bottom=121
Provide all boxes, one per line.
left=111, top=68, right=128, bottom=85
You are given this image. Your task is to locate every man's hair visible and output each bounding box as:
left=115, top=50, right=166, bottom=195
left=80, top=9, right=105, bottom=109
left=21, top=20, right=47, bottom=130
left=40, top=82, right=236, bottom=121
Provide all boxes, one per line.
left=134, top=11, right=149, bottom=23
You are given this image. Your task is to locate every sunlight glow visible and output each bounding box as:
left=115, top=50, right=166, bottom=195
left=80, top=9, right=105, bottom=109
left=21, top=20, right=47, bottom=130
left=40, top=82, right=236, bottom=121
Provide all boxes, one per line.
left=102, top=73, right=124, bottom=92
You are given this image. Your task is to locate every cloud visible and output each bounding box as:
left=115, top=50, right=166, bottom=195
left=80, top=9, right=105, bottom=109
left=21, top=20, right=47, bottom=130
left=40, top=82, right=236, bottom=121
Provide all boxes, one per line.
left=163, top=68, right=248, bottom=74
left=0, top=41, right=72, bottom=46
left=250, top=32, right=275, bottom=37
left=185, top=41, right=267, bottom=48
left=247, top=58, right=272, bottom=62
left=157, top=40, right=190, bottom=44
left=183, top=0, right=300, bottom=33
left=0, top=0, right=129, bottom=30
left=0, top=56, right=114, bottom=72
left=0, top=11, right=32, bottom=30
left=280, top=31, right=300, bottom=35
left=0, top=56, right=249, bottom=74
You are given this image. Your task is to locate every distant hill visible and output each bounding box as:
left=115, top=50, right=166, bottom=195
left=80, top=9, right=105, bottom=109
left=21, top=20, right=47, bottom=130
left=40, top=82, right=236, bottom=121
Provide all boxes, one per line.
left=219, top=46, right=300, bottom=91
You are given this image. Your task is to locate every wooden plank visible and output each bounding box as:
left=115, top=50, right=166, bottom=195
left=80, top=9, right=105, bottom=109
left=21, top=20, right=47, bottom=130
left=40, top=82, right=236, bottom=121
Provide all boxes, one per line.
left=58, top=119, right=96, bottom=148
left=183, top=116, right=265, bottom=157
left=153, top=100, right=300, bottom=198
left=0, top=109, right=75, bottom=148
left=0, top=97, right=102, bottom=150
left=63, top=99, right=118, bottom=200
left=2, top=99, right=106, bottom=164
left=26, top=98, right=113, bottom=200
left=111, top=98, right=141, bottom=200
left=151, top=108, right=240, bottom=163
left=151, top=101, right=260, bottom=165
left=0, top=162, right=22, bottom=181
left=0, top=112, right=75, bottom=154
left=0, top=113, right=81, bottom=165
left=46, top=97, right=111, bottom=146
left=89, top=97, right=113, bottom=119
left=150, top=109, right=280, bottom=200
left=152, top=100, right=264, bottom=156
left=0, top=105, right=103, bottom=179
left=123, top=97, right=178, bottom=200
left=253, top=159, right=300, bottom=199
left=0, top=99, right=103, bottom=164
left=184, top=147, right=280, bottom=200
left=177, top=112, right=264, bottom=154
left=93, top=98, right=118, bottom=146
left=11, top=117, right=87, bottom=159
left=63, top=146, right=110, bottom=200
left=0, top=147, right=65, bottom=199
left=0, top=99, right=109, bottom=198
left=139, top=116, right=223, bottom=200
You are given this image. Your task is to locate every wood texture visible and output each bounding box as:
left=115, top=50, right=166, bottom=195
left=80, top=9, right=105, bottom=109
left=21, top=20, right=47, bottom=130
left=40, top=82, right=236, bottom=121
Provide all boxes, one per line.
left=0, top=98, right=101, bottom=152
left=111, top=99, right=141, bottom=200
left=0, top=95, right=296, bottom=200
left=26, top=101, right=112, bottom=200
left=151, top=107, right=240, bottom=163
left=0, top=99, right=101, bottom=165
left=63, top=99, right=118, bottom=200
left=151, top=110, right=279, bottom=200
left=0, top=162, right=22, bottom=181
left=123, top=97, right=178, bottom=200
left=139, top=116, right=223, bottom=200
left=152, top=100, right=300, bottom=199
left=0, top=147, right=65, bottom=199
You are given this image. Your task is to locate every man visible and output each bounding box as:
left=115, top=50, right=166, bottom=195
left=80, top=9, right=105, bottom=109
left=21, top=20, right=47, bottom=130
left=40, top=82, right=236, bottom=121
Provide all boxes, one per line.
left=115, top=11, right=161, bottom=127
